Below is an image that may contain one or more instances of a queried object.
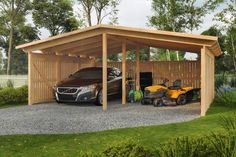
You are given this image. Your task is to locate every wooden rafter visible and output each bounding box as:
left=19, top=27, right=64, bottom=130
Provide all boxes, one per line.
left=44, top=36, right=102, bottom=54
left=16, top=25, right=221, bottom=56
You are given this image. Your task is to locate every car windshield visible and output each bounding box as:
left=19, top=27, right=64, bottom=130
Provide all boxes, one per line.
left=72, top=68, right=102, bottom=79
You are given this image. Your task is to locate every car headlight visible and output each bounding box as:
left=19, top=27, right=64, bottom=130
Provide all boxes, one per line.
left=80, top=84, right=96, bottom=93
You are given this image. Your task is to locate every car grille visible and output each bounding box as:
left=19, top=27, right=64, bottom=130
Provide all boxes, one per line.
left=57, top=87, right=78, bottom=94
left=57, top=93, right=77, bottom=101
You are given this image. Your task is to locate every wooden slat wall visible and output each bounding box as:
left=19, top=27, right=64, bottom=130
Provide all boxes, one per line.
left=29, top=53, right=95, bottom=104
left=201, top=47, right=215, bottom=116
left=29, top=53, right=200, bottom=105
left=97, top=61, right=200, bottom=88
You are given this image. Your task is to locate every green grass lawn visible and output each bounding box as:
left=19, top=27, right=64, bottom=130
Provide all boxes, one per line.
left=0, top=104, right=235, bottom=157
left=0, top=103, right=26, bottom=109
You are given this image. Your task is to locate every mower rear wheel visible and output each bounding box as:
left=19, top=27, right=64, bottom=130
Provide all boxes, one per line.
left=176, top=94, right=187, bottom=105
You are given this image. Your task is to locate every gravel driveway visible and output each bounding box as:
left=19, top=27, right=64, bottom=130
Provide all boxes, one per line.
left=0, top=101, right=200, bottom=135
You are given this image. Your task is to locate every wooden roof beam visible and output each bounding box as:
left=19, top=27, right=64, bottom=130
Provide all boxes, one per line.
left=58, top=40, right=119, bottom=55
left=66, top=42, right=125, bottom=56
left=108, top=35, right=148, bottom=48
left=42, top=35, right=102, bottom=53
left=106, top=29, right=216, bottom=48
left=124, top=37, right=201, bottom=53
left=20, top=30, right=103, bottom=52
left=89, top=45, right=136, bottom=57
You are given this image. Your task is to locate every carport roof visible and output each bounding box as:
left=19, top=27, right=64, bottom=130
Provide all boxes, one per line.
left=16, top=24, right=221, bottom=57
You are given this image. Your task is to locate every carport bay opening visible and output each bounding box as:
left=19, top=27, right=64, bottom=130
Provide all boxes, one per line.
left=16, top=24, right=221, bottom=116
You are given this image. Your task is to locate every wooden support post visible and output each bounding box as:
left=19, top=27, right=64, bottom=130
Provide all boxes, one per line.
left=147, top=47, right=151, bottom=61
left=201, top=47, right=206, bottom=116
left=122, top=41, right=126, bottom=105
left=28, top=52, right=32, bottom=105
left=56, top=56, right=61, bottom=83
left=212, top=56, right=215, bottom=100
left=102, top=33, right=108, bottom=111
left=136, top=46, right=140, bottom=90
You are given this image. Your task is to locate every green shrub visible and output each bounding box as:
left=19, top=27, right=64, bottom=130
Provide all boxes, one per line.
left=156, top=136, right=211, bottom=157
left=215, top=75, right=226, bottom=89
left=6, top=79, right=14, bottom=88
left=220, top=115, right=236, bottom=131
left=16, top=85, right=28, bottom=103
left=208, top=131, right=236, bottom=157
left=78, top=133, right=236, bottom=157
left=103, top=140, right=155, bottom=157
left=0, top=85, right=28, bottom=106
left=214, top=90, right=236, bottom=107
left=230, top=77, right=236, bottom=87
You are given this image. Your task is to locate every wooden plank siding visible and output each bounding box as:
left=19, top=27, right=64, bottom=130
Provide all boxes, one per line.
left=29, top=53, right=201, bottom=105
left=29, top=53, right=95, bottom=105
left=201, top=47, right=215, bottom=116
left=17, top=25, right=220, bottom=116
left=96, top=61, right=201, bottom=88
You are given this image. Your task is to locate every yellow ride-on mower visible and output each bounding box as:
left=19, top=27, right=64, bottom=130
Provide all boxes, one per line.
left=141, top=79, right=200, bottom=107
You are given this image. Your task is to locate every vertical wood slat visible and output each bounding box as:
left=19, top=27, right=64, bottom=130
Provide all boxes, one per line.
left=201, top=47, right=206, bottom=116
left=102, top=33, right=108, bottom=111
left=122, top=41, right=127, bottom=105
left=201, top=46, right=215, bottom=116
left=136, top=46, right=140, bottom=90
left=57, top=56, right=62, bottom=82
left=29, top=52, right=202, bottom=106
left=99, top=61, right=201, bottom=88
left=29, top=53, right=95, bottom=105
left=28, top=52, right=32, bottom=105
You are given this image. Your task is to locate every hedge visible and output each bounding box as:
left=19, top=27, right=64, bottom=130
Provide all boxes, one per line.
left=0, top=85, right=28, bottom=106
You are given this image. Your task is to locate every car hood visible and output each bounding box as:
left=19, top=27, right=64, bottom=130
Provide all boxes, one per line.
left=56, top=77, right=101, bottom=87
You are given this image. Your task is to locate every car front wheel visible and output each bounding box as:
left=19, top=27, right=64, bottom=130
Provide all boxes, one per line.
left=95, top=90, right=103, bottom=106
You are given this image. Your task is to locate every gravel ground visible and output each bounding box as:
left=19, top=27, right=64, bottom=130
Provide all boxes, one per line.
left=0, top=101, right=200, bottom=135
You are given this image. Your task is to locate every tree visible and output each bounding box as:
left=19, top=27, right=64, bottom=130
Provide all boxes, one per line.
left=32, top=0, right=81, bottom=36
left=12, top=25, right=39, bottom=74
left=225, top=26, right=236, bottom=72
left=78, top=0, right=94, bottom=26
left=214, top=0, right=236, bottom=72
left=77, top=0, right=120, bottom=26
left=201, top=26, right=228, bottom=74
left=215, top=0, right=236, bottom=26
left=0, top=48, right=4, bottom=74
left=0, top=0, right=31, bottom=75
left=1, top=24, right=39, bottom=74
left=149, top=0, right=223, bottom=61
left=126, top=48, right=150, bottom=61
left=77, top=0, right=120, bottom=60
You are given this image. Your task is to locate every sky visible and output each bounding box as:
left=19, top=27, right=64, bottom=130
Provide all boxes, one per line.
left=39, top=0, right=223, bottom=39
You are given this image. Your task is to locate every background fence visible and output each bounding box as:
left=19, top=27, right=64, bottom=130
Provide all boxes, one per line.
left=0, top=75, right=28, bottom=87
left=96, top=61, right=201, bottom=88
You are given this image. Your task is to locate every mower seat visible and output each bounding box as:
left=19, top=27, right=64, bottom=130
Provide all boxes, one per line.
left=168, top=79, right=182, bottom=90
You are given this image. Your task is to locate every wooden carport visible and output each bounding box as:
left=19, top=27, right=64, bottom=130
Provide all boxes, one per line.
left=16, top=25, right=221, bottom=116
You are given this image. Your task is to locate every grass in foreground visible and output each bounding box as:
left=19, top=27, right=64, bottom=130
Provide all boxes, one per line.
left=0, top=103, right=26, bottom=109
left=0, top=104, right=235, bottom=157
